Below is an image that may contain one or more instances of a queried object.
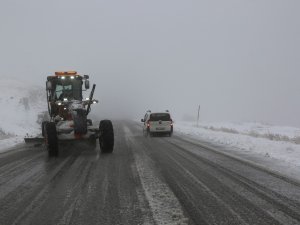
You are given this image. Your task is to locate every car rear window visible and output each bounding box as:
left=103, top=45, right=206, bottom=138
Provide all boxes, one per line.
left=149, top=113, right=171, bottom=121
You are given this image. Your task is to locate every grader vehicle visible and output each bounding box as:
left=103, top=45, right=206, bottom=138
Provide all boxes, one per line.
left=42, top=71, right=114, bottom=157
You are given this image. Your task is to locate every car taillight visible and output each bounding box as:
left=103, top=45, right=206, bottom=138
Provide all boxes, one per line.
left=147, top=121, right=150, bottom=127
left=170, top=119, right=173, bottom=126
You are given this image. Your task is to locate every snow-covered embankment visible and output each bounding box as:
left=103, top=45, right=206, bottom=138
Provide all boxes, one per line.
left=0, top=78, right=46, bottom=152
left=175, top=121, right=300, bottom=181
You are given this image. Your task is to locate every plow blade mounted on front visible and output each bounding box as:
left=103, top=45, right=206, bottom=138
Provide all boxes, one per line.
left=24, top=136, right=44, bottom=143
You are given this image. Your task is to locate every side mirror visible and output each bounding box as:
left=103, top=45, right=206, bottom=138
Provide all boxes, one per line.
left=46, top=81, right=52, bottom=90
left=85, top=80, right=90, bottom=89
left=141, top=119, right=144, bottom=122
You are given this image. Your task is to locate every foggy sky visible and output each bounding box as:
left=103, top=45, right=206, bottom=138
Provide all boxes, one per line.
left=1, top=0, right=300, bottom=126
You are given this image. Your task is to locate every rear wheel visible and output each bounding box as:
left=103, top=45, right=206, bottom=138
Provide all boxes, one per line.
left=99, top=120, right=114, bottom=153
left=169, top=126, right=173, bottom=137
left=143, top=129, right=147, bottom=137
left=144, top=128, right=150, bottom=137
left=46, top=122, right=58, bottom=157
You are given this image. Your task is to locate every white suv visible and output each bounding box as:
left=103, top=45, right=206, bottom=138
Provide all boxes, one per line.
left=141, top=110, right=173, bottom=136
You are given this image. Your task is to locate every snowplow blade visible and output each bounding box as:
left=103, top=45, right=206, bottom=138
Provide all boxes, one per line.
left=24, top=137, right=44, bottom=143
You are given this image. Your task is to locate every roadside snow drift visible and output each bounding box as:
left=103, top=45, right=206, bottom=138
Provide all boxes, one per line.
left=175, top=121, right=300, bottom=180
left=0, top=78, right=46, bottom=150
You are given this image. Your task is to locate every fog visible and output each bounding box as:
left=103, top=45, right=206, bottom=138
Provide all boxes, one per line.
left=1, top=0, right=300, bottom=126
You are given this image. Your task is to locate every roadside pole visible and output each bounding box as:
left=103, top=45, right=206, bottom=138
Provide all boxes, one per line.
left=197, top=105, right=200, bottom=127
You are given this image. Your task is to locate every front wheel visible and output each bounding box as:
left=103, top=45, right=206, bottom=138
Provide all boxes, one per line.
left=46, top=122, right=58, bottom=157
left=99, top=120, right=114, bottom=153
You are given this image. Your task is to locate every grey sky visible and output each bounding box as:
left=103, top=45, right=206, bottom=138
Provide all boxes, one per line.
left=1, top=0, right=300, bottom=126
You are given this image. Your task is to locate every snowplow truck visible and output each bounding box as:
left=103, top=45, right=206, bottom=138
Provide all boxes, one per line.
left=42, top=71, right=114, bottom=157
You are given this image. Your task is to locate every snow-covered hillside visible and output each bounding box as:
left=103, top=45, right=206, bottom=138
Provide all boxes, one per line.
left=0, top=78, right=46, bottom=150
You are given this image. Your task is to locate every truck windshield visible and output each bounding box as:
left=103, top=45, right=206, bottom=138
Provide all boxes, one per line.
left=55, top=79, right=82, bottom=100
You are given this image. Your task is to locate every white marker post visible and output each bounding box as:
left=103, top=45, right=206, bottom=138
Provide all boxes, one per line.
left=197, top=105, right=200, bottom=127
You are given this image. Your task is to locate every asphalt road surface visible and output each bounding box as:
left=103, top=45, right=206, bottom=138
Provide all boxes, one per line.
left=1, top=121, right=300, bottom=225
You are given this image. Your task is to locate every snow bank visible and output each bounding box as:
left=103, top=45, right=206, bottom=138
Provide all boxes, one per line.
left=175, top=121, right=300, bottom=177
left=0, top=78, right=46, bottom=151
left=198, top=121, right=300, bottom=144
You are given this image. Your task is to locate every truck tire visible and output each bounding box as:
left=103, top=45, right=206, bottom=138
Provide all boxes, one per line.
left=99, top=120, right=114, bottom=153
left=46, top=122, right=58, bottom=157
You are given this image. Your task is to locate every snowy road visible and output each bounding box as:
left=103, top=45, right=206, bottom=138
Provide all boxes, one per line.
left=0, top=121, right=300, bottom=225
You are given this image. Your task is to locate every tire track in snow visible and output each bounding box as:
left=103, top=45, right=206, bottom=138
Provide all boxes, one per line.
left=124, top=125, right=189, bottom=225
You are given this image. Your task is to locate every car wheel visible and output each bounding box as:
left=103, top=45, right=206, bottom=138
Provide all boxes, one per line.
left=143, top=128, right=148, bottom=137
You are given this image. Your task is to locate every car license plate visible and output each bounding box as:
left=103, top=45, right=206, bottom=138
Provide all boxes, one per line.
left=156, top=127, right=165, bottom=130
